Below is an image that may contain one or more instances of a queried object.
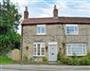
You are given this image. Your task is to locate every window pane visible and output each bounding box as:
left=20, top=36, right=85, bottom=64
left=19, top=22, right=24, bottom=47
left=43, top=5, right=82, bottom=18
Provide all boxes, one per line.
left=66, top=43, right=87, bottom=56
left=38, top=27, right=41, bottom=33
left=37, top=25, right=46, bottom=35
left=33, top=48, right=36, bottom=55
left=67, top=26, right=75, bottom=33
left=65, top=25, right=78, bottom=35
left=37, top=44, right=40, bottom=55
left=33, top=42, right=45, bottom=56
left=41, top=48, right=45, bottom=55
left=37, top=27, right=41, bottom=33
left=67, top=26, right=74, bottom=33
left=33, top=44, right=36, bottom=56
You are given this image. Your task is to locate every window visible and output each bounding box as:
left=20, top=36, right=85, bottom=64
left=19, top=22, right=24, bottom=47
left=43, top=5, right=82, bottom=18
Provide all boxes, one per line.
left=66, top=43, right=87, bottom=56
left=65, top=24, right=79, bottom=35
left=36, top=25, right=46, bottom=35
left=33, top=42, right=45, bottom=56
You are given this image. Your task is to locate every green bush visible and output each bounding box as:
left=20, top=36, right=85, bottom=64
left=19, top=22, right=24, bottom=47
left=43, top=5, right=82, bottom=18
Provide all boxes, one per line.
left=79, top=57, right=90, bottom=65
left=68, top=57, right=80, bottom=65
left=57, top=51, right=69, bottom=64
left=57, top=51, right=61, bottom=61
left=42, top=57, right=48, bottom=63
left=29, top=58, right=35, bottom=64
left=61, top=56, right=69, bottom=64
left=57, top=51, right=64, bottom=61
left=23, top=56, right=30, bottom=64
left=79, top=57, right=87, bottom=65
left=57, top=53, right=90, bottom=65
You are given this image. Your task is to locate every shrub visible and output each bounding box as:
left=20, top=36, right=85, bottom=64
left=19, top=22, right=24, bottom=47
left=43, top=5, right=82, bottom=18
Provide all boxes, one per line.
left=79, top=57, right=90, bottom=65
left=57, top=51, right=63, bottom=64
left=61, top=56, right=69, bottom=64
left=57, top=52, right=90, bottom=65
left=23, top=56, right=30, bottom=64
left=29, top=57, right=35, bottom=64
left=42, top=57, right=48, bottom=63
left=57, top=51, right=69, bottom=64
left=68, top=57, right=80, bottom=65
left=79, top=57, right=86, bottom=65
left=57, top=51, right=64, bottom=61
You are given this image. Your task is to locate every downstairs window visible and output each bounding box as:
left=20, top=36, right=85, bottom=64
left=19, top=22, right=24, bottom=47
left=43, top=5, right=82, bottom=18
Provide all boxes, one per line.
left=66, top=43, right=87, bottom=56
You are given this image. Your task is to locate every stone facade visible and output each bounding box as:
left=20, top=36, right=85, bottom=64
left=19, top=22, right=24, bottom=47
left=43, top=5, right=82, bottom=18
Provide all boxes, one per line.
left=22, top=24, right=90, bottom=61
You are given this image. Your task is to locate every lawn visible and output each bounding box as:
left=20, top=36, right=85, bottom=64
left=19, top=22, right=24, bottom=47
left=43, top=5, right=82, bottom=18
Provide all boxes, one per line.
left=0, top=55, right=14, bottom=64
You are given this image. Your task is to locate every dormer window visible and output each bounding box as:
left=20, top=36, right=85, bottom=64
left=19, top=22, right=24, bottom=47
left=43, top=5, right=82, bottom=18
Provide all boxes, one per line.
left=65, top=24, right=79, bottom=35
left=36, top=25, right=46, bottom=35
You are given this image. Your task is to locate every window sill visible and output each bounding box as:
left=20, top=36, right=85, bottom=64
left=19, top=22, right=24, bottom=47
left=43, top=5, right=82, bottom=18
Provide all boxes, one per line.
left=65, top=34, right=79, bottom=36
left=33, top=55, right=45, bottom=57
left=66, top=53, right=87, bottom=56
left=36, top=34, right=47, bottom=36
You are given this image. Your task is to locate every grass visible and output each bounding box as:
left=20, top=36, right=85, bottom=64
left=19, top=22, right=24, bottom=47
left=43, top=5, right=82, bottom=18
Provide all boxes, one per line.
left=0, top=55, right=15, bottom=64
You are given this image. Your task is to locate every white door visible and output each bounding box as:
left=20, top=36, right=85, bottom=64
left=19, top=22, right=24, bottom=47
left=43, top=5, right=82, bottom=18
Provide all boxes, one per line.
left=48, top=42, right=58, bottom=61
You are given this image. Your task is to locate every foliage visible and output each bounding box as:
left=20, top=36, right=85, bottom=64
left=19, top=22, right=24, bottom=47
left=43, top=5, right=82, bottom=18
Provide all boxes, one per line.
left=57, top=51, right=62, bottom=61
left=23, top=55, right=30, bottom=64
left=29, top=57, right=35, bottom=64
left=0, top=55, right=15, bottom=64
left=0, top=0, right=21, bottom=55
left=57, top=51, right=69, bottom=64
left=79, top=54, right=90, bottom=65
left=57, top=52, right=90, bottom=65
left=23, top=56, right=48, bottom=64
left=42, top=56, right=48, bottom=63
left=67, top=57, right=80, bottom=65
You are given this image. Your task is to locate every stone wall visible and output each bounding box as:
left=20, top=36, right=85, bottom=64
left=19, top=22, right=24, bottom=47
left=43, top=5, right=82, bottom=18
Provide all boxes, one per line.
left=8, top=49, right=20, bottom=61
left=22, top=24, right=90, bottom=60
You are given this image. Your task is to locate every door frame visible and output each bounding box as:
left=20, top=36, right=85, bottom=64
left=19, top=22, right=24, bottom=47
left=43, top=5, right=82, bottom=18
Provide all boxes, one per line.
left=48, top=42, right=58, bottom=61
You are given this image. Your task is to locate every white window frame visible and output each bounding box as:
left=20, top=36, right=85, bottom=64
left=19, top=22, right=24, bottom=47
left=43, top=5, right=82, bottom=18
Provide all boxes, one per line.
left=33, top=42, right=45, bottom=56
left=66, top=43, right=87, bottom=56
left=36, top=25, right=46, bottom=35
left=65, top=24, right=79, bottom=35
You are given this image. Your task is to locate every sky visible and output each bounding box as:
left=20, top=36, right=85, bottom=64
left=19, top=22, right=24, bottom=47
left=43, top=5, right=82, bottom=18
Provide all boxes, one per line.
left=13, top=0, right=90, bottom=18
left=0, top=0, right=90, bottom=34
left=0, top=0, right=90, bottom=18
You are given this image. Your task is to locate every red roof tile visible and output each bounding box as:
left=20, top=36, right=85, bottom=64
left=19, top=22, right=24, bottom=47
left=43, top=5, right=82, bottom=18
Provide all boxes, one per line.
left=22, top=17, right=90, bottom=25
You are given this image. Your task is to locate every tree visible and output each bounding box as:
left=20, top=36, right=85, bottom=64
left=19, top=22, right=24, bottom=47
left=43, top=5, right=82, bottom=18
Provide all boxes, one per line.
left=0, top=0, right=21, bottom=55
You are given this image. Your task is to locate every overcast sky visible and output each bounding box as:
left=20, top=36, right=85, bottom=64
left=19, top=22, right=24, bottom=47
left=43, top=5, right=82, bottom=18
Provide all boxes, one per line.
left=13, top=0, right=90, bottom=18
left=0, top=0, right=90, bottom=18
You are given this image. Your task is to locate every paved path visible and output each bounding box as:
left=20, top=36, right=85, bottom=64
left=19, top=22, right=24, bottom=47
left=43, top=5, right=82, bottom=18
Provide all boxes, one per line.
left=0, top=65, right=90, bottom=71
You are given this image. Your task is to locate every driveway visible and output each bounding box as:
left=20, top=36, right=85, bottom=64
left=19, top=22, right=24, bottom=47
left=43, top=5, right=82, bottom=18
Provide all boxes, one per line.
left=0, top=65, right=90, bottom=71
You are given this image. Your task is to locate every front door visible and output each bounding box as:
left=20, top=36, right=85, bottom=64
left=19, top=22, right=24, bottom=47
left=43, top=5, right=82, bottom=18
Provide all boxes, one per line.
left=48, top=42, right=58, bottom=61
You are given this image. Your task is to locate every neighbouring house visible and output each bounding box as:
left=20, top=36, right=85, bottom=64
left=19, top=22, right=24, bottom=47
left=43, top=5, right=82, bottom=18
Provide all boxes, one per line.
left=21, top=5, right=90, bottom=62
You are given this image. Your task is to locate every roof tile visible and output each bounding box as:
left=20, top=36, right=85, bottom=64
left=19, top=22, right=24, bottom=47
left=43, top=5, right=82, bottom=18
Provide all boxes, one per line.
left=22, top=17, right=90, bottom=25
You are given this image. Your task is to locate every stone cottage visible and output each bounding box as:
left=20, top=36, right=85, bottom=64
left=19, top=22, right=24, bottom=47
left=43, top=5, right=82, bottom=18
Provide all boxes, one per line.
left=21, top=5, right=90, bottom=62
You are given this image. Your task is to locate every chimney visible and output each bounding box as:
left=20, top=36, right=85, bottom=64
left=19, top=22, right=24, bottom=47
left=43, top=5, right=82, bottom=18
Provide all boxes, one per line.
left=53, top=5, right=58, bottom=18
left=24, top=6, right=29, bottom=19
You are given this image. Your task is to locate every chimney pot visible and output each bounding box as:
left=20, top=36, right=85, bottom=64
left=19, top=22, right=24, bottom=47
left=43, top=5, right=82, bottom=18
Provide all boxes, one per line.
left=24, top=6, right=29, bottom=19
left=53, top=5, right=58, bottom=18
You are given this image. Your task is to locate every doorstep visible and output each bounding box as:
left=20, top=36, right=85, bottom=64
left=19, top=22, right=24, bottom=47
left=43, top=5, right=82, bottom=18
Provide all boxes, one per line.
left=48, top=61, right=57, bottom=65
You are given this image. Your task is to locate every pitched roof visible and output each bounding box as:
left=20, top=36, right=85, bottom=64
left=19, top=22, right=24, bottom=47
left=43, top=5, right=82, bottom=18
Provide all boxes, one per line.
left=22, top=17, right=90, bottom=25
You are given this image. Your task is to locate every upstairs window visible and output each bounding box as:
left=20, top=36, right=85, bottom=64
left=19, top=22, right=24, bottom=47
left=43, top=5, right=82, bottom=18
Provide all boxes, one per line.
left=36, top=25, right=46, bottom=35
left=65, top=24, right=79, bottom=35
